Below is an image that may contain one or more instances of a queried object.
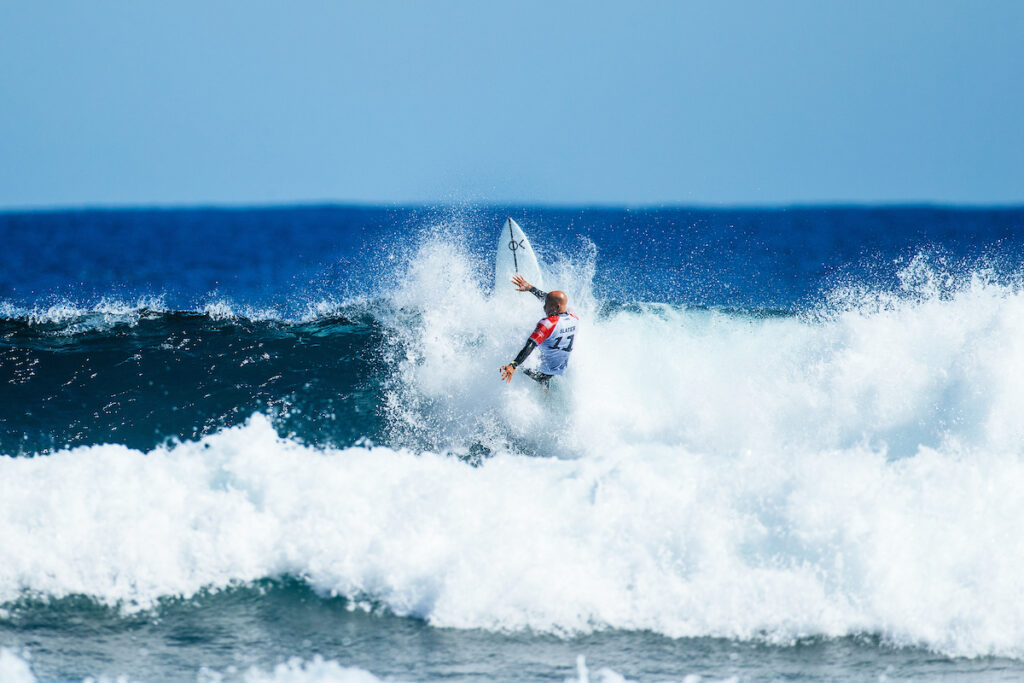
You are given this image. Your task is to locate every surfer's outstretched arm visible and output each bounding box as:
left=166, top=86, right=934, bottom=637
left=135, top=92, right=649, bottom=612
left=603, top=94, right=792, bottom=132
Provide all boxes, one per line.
left=511, top=275, right=546, bottom=300
left=499, top=339, right=538, bottom=383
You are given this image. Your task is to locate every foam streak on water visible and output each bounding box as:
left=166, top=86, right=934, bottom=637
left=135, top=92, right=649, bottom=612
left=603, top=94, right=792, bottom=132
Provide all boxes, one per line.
left=0, top=648, right=668, bottom=683
left=0, top=648, right=393, bottom=683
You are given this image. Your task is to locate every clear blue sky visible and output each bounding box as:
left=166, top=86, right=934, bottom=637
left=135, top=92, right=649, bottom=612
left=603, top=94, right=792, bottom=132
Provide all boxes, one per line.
left=1, top=1, right=1022, bottom=208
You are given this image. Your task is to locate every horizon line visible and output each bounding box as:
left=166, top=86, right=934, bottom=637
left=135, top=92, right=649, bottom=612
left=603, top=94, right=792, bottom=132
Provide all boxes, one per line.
left=3, top=198, right=1024, bottom=215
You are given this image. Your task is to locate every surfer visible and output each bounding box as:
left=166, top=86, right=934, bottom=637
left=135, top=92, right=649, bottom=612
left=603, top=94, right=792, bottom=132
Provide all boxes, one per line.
left=499, top=275, right=578, bottom=387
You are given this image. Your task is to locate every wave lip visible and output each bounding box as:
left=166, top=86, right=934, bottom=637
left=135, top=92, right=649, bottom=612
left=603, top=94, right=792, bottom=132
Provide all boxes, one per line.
left=4, top=416, right=1024, bottom=659
left=0, top=296, right=169, bottom=328
left=0, top=295, right=374, bottom=330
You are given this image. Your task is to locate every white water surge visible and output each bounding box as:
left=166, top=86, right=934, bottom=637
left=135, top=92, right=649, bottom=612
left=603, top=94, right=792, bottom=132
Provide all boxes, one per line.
left=2, top=404, right=1024, bottom=658
left=383, top=240, right=1024, bottom=461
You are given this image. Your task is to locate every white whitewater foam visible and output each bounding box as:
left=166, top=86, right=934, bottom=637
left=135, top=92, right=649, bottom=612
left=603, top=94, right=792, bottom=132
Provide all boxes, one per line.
left=568, top=655, right=736, bottom=683
left=0, top=649, right=36, bottom=683
left=4, top=414, right=1024, bottom=658
left=238, top=656, right=391, bottom=683
left=380, top=236, right=1024, bottom=462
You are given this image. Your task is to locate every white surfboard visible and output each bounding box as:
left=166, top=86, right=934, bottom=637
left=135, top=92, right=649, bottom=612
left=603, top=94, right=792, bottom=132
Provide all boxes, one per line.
left=494, top=218, right=544, bottom=294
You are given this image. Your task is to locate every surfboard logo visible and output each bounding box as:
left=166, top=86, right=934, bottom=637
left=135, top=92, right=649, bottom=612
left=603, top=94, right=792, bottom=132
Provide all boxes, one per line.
left=507, top=219, right=522, bottom=271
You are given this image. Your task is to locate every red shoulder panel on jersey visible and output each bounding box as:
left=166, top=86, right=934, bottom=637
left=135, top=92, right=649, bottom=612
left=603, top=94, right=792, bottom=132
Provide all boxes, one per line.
left=529, top=315, right=560, bottom=344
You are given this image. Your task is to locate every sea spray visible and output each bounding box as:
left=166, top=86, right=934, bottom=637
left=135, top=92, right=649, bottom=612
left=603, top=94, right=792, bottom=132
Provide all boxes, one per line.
left=379, top=235, right=1024, bottom=459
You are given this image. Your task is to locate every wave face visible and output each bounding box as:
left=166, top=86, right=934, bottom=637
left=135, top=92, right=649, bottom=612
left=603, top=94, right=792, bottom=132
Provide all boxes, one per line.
left=0, top=309, right=383, bottom=454
left=5, top=240, right=1023, bottom=461
left=4, top=205, right=1024, bottom=662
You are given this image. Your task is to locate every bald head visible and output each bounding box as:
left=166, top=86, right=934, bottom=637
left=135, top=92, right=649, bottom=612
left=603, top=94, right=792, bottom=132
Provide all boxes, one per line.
left=544, top=290, right=568, bottom=315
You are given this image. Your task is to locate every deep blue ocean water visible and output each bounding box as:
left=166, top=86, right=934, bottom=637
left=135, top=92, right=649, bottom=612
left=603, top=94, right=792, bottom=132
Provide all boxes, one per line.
left=2, top=205, right=1024, bottom=681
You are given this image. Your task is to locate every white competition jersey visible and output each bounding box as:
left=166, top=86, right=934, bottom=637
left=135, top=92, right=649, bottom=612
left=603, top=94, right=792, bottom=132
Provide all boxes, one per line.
left=528, top=311, right=579, bottom=375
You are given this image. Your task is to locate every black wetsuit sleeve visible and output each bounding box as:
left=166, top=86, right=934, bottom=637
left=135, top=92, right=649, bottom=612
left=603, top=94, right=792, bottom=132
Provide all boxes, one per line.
left=528, top=286, right=547, bottom=301
left=512, top=339, right=537, bottom=366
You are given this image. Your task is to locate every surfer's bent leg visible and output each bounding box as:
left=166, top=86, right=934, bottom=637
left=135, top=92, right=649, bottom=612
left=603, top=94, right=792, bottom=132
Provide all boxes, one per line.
left=522, top=368, right=553, bottom=387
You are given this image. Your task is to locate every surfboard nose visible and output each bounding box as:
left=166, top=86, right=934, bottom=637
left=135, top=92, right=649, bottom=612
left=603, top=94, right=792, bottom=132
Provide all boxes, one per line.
left=495, top=216, right=544, bottom=292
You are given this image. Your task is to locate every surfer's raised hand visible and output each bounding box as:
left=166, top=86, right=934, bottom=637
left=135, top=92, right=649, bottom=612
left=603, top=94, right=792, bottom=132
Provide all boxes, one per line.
left=499, top=364, right=516, bottom=383
left=511, top=275, right=533, bottom=292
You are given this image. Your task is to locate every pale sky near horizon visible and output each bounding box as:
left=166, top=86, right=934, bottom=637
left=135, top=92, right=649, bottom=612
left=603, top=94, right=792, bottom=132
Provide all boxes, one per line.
left=1, top=1, right=1022, bottom=209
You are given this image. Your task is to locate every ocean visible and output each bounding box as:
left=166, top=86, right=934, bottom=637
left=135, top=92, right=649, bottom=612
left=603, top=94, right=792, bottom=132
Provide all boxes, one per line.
left=2, top=204, right=1024, bottom=681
